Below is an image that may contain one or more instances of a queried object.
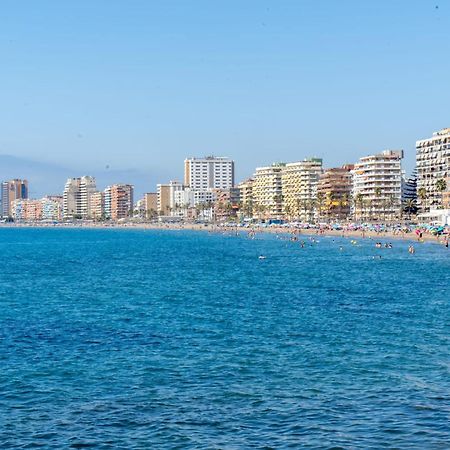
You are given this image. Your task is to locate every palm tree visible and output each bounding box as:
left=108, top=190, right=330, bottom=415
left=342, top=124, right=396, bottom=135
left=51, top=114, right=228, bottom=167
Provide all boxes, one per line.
left=284, top=204, right=292, bottom=221
left=418, top=187, right=427, bottom=213
left=317, top=193, right=325, bottom=219
left=436, top=178, right=447, bottom=209
left=374, top=187, right=382, bottom=221
left=355, top=193, right=364, bottom=221
left=403, top=199, right=417, bottom=219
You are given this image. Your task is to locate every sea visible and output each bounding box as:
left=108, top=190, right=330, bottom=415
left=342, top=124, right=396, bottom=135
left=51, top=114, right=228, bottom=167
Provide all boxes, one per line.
left=0, top=227, right=449, bottom=449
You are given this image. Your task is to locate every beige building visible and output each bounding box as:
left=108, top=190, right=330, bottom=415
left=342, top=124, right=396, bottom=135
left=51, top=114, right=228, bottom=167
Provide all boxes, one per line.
left=317, top=165, right=353, bottom=220
left=89, top=191, right=104, bottom=220
left=157, top=181, right=184, bottom=216
left=252, top=164, right=284, bottom=219
left=281, top=158, right=323, bottom=221
left=237, top=178, right=254, bottom=217
left=416, top=127, right=450, bottom=212
left=144, top=193, right=158, bottom=217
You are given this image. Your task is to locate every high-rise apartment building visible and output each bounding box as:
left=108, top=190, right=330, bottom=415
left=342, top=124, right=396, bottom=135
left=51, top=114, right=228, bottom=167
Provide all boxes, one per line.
left=281, top=158, right=323, bottom=221
left=184, top=156, right=234, bottom=190
left=252, top=164, right=284, bottom=219
left=1, top=179, right=28, bottom=217
left=105, top=184, right=134, bottom=220
left=352, top=150, right=403, bottom=220
left=63, top=176, right=97, bottom=219
left=317, top=165, right=353, bottom=220
left=89, top=191, right=104, bottom=220
left=416, top=128, right=450, bottom=212
left=80, top=176, right=97, bottom=218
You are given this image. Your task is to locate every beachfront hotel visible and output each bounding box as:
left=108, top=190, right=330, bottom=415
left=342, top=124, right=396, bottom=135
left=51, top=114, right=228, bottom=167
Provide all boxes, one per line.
left=252, top=164, right=285, bottom=219
left=184, top=156, right=235, bottom=190
left=0, top=179, right=28, bottom=218
left=281, top=158, right=323, bottom=222
left=416, top=127, right=450, bottom=212
left=352, top=150, right=404, bottom=221
left=317, top=165, right=354, bottom=220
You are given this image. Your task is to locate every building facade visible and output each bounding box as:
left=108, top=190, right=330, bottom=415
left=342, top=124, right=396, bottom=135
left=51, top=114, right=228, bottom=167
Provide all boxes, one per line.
left=317, top=164, right=353, bottom=220
left=416, top=128, right=450, bottom=212
left=10, top=196, right=62, bottom=221
left=1, top=179, right=28, bottom=217
left=42, top=196, right=63, bottom=221
left=281, top=158, right=323, bottom=221
left=157, top=181, right=184, bottom=216
left=352, top=150, right=403, bottom=221
left=252, top=164, right=284, bottom=219
left=143, top=193, right=158, bottom=217
left=107, top=184, right=134, bottom=220
left=63, top=176, right=97, bottom=219
left=89, top=191, right=104, bottom=220
left=184, top=156, right=235, bottom=190
left=213, top=188, right=240, bottom=221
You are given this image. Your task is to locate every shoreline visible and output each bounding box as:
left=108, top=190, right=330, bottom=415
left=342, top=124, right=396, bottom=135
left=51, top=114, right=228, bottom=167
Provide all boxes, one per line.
left=1, top=222, right=448, bottom=246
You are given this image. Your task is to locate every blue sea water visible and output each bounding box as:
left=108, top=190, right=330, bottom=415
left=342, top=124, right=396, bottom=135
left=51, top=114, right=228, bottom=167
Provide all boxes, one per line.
left=0, top=228, right=449, bottom=449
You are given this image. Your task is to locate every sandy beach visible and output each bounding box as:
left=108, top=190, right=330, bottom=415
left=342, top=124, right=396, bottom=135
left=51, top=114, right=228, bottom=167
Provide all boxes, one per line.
left=1, top=221, right=448, bottom=246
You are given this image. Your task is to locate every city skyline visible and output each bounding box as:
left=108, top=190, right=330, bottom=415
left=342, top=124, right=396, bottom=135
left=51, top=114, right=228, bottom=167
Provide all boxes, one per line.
left=1, top=1, right=449, bottom=189
left=2, top=125, right=449, bottom=224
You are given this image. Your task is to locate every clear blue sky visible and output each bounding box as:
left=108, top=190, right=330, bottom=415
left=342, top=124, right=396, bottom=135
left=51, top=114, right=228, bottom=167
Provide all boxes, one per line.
left=1, top=0, right=449, bottom=189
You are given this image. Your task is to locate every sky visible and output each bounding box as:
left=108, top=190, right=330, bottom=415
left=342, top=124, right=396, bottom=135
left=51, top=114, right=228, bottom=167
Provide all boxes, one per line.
left=1, top=0, right=449, bottom=195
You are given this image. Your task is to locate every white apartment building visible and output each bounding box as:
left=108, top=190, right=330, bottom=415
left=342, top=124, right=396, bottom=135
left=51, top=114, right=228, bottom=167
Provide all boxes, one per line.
left=63, top=176, right=97, bottom=219
left=173, top=188, right=216, bottom=220
left=252, top=164, right=284, bottom=219
left=174, top=188, right=215, bottom=208
left=80, top=176, right=97, bottom=218
left=416, top=127, right=450, bottom=212
left=184, top=156, right=234, bottom=190
left=352, top=150, right=403, bottom=221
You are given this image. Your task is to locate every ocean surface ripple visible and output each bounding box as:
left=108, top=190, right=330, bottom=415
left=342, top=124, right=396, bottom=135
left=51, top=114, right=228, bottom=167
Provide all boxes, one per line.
left=0, top=228, right=449, bottom=449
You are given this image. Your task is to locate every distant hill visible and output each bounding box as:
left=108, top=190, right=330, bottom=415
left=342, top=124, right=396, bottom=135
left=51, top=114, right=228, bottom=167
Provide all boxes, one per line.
left=0, top=154, right=161, bottom=199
